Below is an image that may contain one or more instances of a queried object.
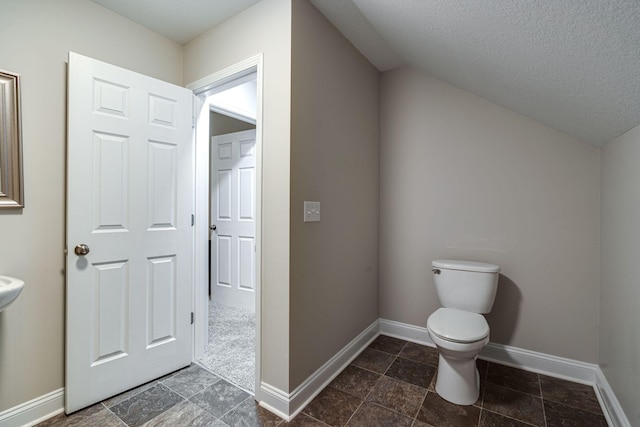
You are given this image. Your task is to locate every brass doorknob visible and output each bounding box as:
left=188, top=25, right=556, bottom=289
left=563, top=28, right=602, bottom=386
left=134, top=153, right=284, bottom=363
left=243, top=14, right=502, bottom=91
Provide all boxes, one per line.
left=74, top=244, right=90, bottom=256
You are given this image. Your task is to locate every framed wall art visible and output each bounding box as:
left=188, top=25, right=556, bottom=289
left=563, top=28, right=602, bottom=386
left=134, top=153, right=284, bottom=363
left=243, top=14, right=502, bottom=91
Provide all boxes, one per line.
left=0, top=69, right=24, bottom=208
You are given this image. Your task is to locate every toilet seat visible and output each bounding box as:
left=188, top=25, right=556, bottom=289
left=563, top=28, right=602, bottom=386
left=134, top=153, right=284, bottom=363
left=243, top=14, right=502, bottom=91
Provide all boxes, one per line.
left=427, top=308, right=489, bottom=343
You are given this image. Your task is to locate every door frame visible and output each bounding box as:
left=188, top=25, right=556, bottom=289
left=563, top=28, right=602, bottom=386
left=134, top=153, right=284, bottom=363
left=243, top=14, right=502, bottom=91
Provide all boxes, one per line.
left=186, top=54, right=263, bottom=398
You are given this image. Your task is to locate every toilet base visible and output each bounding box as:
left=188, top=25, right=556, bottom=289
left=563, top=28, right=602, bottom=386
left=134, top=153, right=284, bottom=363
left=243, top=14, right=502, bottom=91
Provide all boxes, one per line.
left=434, top=353, right=480, bottom=406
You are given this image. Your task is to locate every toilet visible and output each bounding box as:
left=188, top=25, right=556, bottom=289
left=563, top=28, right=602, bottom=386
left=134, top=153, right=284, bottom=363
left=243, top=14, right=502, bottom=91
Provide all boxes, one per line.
left=426, top=259, right=500, bottom=405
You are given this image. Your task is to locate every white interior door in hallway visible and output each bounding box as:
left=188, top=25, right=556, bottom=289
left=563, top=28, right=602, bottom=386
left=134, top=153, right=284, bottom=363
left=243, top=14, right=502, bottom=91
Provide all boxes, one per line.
left=66, top=52, right=194, bottom=413
left=210, top=129, right=257, bottom=312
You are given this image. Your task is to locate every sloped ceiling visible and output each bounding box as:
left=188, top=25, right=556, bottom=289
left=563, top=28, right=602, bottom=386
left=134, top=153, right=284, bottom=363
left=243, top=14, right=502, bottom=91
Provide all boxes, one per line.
left=91, top=0, right=640, bottom=146
left=310, top=0, right=640, bottom=146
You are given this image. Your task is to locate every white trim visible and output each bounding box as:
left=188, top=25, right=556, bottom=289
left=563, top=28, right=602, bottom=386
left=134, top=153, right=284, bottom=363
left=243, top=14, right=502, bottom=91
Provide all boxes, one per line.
left=205, top=72, right=256, bottom=96
left=379, top=318, right=632, bottom=427
left=595, top=367, right=632, bottom=427
left=209, top=104, right=256, bottom=125
left=379, top=318, right=432, bottom=344
left=253, top=58, right=264, bottom=400
left=258, top=383, right=291, bottom=421
left=187, top=54, right=264, bottom=402
left=187, top=55, right=261, bottom=95
left=288, top=319, right=379, bottom=419
left=258, top=319, right=380, bottom=421
left=192, top=93, right=209, bottom=360
left=0, top=388, right=64, bottom=427
left=480, top=342, right=597, bottom=384
left=380, top=318, right=597, bottom=382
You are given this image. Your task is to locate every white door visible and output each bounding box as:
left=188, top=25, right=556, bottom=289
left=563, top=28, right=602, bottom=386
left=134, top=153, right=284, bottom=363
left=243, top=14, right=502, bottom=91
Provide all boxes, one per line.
left=66, top=52, right=194, bottom=413
left=210, top=129, right=256, bottom=312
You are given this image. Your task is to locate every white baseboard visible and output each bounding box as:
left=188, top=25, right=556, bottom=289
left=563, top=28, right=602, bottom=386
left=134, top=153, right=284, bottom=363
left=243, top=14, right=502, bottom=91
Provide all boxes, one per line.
left=379, top=318, right=432, bottom=345
left=379, top=318, right=632, bottom=427
left=288, top=319, right=379, bottom=419
left=258, top=319, right=380, bottom=421
left=0, top=388, right=64, bottom=427
left=257, top=383, right=291, bottom=421
left=595, top=367, right=632, bottom=427
left=480, top=343, right=597, bottom=385
left=3, top=318, right=632, bottom=427
left=380, top=318, right=597, bottom=382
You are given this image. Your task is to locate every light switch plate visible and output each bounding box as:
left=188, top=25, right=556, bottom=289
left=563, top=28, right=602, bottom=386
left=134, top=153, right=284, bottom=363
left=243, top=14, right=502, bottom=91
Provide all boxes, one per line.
left=304, top=201, right=320, bottom=222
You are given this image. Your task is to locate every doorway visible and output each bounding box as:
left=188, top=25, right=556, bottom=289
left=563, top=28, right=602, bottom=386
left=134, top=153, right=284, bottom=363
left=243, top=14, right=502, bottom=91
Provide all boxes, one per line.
left=188, top=56, right=263, bottom=398
left=201, top=110, right=256, bottom=392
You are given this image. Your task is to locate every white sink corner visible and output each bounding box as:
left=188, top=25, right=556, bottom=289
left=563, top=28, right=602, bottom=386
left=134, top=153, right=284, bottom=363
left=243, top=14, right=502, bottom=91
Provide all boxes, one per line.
left=0, top=275, right=25, bottom=312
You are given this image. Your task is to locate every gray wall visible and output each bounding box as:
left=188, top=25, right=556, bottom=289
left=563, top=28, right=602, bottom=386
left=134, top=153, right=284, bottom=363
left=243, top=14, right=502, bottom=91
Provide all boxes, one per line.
left=379, top=67, right=601, bottom=362
left=290, top=0, right=380, bottom=389
left=210, top=112, right=255, bottom=136
left=600, top=124, right=640, bottom=425
left=0, top=0, right=183, bottom=412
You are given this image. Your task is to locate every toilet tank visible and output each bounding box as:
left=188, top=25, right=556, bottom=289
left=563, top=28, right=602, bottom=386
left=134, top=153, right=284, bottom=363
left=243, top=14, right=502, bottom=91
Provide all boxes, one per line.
left=432, top=260, right=500, bottom=314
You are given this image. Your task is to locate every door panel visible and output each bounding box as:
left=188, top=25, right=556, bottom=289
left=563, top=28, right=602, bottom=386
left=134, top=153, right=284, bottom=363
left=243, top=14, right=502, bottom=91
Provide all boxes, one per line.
left=66, top=52, right=194, bottom=413
left=92, top=261, right=129, bottom=365
left=210, top=129, right=256, bottom=312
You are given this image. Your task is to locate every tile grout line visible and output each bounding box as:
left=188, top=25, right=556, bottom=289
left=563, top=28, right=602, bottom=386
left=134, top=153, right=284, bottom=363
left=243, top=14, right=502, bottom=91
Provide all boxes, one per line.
left=377, top=341, right=433, bottom=425
left=538, top=372, right=548, bottom=427
left=108, top=382, right=185, bottom=427
left=365, top=342, right=428, bottom=424
left=404, top=340, right=433, bottom=426
left=302, top=413, right=332, bottom=426
left=541, top=397, right=609, bottom=418
left=537, top=377, right=607, bottom=417
left=341, top=364, right=386, bottom=425
left=478, top=359, right=493, bottom=425
left=342, top=340, right=412, bottom=426
left=101, top=402, right=128, bottom=427
left=104, top=379, right=161, bottom=410
left=225, top=394, right=253, bottom=418
left=482, top=364, right=547, bottom=427
left=378, top=341, right=439, bottom=426
left=481, top=408, right=541, bottom=427
left=477, top=361, right=484, bottom=427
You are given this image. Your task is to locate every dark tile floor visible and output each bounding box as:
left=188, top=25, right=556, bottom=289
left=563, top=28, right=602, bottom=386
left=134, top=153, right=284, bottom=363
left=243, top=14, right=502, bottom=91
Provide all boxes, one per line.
left=38, top=336, right=609, bottom=426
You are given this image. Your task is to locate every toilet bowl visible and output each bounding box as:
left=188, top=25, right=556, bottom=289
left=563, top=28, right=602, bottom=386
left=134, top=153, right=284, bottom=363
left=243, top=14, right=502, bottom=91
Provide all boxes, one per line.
left=427, top=260, right=500, bottom=405
left=427, top=307, right=490, bottom=405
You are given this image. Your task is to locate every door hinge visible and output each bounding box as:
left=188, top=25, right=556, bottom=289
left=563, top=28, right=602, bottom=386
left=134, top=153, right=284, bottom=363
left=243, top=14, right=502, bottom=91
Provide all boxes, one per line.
left=191, top=312, right=194, bottom=325
left=191, top=214, right=195, bottom=227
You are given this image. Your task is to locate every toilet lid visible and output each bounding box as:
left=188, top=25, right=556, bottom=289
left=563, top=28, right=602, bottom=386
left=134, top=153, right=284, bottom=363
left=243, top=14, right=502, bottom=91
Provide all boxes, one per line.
left=427, top=308, right=489, bottom=343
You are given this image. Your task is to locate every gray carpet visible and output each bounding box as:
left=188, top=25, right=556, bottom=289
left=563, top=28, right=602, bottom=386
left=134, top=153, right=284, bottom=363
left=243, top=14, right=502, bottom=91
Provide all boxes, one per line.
left=197, top=302, right=255, bottom=393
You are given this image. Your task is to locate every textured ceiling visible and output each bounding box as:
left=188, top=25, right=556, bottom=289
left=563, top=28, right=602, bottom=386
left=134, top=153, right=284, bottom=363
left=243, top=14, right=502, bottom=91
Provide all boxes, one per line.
left=311, top=0, right=640, bottom=146
left=91, top=0, right=640, bottom=145
left=89, top=0, right=259, bottom=44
